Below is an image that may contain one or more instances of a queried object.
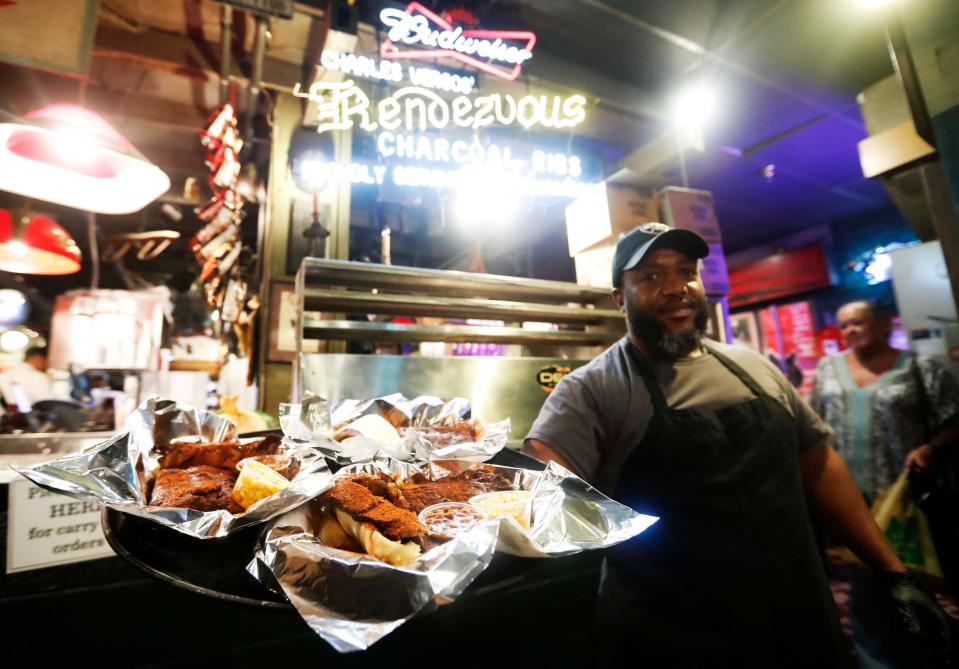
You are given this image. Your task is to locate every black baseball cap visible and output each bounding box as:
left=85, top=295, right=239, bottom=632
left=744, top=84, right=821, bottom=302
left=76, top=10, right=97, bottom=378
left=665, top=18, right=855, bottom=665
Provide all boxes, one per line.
left=612, top=222, right=710, bottom=287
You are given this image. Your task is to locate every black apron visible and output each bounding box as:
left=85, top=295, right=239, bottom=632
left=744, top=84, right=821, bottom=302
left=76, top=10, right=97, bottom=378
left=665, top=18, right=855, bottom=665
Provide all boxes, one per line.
left=595, top=343, right=850, bottom=668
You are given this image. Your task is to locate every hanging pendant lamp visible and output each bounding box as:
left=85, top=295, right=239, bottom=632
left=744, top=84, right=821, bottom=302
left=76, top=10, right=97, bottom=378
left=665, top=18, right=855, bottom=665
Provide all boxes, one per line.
left=0, top=208, right=82, bottom=275
left=0, top=104, right=170, bottom=214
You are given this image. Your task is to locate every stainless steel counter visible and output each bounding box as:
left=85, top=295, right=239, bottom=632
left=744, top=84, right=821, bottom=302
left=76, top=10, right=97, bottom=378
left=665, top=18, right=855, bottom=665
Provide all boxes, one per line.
left=300, top=355, right=588, bottom=439
left=0, top=432, right=113, bottom=483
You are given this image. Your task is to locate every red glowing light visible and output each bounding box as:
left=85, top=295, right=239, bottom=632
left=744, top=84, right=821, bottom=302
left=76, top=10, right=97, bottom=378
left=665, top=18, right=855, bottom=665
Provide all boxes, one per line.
left=380, top=2, right=537, bottom=82
left=0, top=209, right=82, bottom=275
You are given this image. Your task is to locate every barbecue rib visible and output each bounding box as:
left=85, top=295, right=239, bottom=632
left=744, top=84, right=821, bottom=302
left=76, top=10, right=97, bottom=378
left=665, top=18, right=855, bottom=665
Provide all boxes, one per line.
left=343, top=472, right=402, bottom=503
left=149, top=465, right=243, bottom=513
left=324, top=481, right=426, bottom=544
left=396, top=469, right=514, bottom=513
left=401, top=419, right=485, bottom=446
left=157, top=435, right=282, bottom=470
left=322, top=480, right=428, bottom=566
left=345, top=469, right=515, bottom=515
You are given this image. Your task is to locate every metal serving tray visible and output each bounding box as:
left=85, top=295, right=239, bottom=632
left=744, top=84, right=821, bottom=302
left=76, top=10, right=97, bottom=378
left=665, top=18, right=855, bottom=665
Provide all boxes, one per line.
left=101, top=442, right=550, bottom=608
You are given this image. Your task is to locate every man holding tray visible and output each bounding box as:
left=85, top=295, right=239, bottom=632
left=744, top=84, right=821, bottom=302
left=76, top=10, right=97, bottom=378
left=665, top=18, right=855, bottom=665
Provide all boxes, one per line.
left=525, top=223, right=955, bottom=667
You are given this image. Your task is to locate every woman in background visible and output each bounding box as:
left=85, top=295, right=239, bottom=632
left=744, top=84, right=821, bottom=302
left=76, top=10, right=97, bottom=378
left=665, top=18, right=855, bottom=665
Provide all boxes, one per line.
left=812, top=300, right=959, bottom=503
left=812, top=300, right=959, bottom=669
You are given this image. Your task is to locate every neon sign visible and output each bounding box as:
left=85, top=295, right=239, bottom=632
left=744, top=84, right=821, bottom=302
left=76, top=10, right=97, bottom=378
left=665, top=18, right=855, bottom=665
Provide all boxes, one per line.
left=375, top=131, right=582, bottom=178
left=320, top=50, right=403, bottom=84
left=293, top=80, right=587, bottom=135
left=320, top=50, right=475, bottom=94
left=299, top=161, right=597, bottom=199
left=297, top=128, right=594, bottom=198
left=380, top=2, right=535, bottom=81
left=294, top=7, right=594, bottom=200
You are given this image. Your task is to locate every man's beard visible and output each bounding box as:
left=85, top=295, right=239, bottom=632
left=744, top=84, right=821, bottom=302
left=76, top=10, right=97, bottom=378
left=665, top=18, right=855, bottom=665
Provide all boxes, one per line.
left=626, top=300, right=709, bottom=359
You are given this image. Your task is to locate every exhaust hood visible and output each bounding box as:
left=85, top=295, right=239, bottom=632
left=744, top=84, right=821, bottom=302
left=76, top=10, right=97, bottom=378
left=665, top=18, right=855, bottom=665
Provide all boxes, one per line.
left=857, top=76, right=956, bottom=242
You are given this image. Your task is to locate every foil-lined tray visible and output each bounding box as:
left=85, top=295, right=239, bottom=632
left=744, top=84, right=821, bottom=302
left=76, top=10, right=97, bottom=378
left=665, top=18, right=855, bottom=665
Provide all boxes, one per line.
left=280, top=393, right=510, bottom=464
left=14, top=397, right=334, bottom=539
left=248, top=454, right=657, bottom=652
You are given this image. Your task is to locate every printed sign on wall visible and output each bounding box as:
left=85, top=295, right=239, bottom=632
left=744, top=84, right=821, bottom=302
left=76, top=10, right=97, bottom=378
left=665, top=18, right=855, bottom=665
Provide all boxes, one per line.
left=537, top=364, right=571, bottom=393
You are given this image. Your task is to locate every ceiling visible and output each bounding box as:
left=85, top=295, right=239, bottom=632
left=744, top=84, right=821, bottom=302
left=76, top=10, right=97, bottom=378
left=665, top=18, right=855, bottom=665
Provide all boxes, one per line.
left=487, top=0, right=957, bottom=251
left=1, top=0, right=956, bottom=285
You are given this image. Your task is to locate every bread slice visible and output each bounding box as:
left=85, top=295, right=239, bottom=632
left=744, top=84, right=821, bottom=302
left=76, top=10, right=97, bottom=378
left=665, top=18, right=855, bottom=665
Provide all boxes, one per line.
left=333, top=508, right=421, bottom=567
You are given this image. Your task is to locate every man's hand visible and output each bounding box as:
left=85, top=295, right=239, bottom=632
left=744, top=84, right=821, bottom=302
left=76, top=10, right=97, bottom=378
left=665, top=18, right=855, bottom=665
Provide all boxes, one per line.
left=880, top=571, right=956, bottom=668
left=905, top=445, right=935, bottom=470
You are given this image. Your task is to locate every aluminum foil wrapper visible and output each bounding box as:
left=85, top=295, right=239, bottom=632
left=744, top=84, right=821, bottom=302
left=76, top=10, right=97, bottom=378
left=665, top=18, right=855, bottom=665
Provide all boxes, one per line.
left=14, top=397, right=334, bottom=539
left=278, top=393, right=331, bottom=442
left=280, top=393, right=509, bottom=464
left=410, top=458, right=659, bottom=558
left=248, top=454, right=656, bottom=652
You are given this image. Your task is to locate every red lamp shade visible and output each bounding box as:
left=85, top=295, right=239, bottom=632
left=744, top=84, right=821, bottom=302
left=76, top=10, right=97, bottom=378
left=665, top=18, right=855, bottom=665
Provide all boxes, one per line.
left=0, top=208, right=82, bottom=275
left=0, top=104, right=170, bottom=214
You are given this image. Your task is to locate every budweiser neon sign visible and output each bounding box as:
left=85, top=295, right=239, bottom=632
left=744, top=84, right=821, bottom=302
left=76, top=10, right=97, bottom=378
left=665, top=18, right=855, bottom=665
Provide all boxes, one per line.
left=379, top=2, right=536, bottom=81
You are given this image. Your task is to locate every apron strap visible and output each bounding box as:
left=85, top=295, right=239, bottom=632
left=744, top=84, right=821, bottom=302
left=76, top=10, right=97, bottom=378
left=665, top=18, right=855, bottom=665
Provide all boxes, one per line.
left=624, top=341, right=671, bottom=413
left=704, top=342, right=770, bottom=399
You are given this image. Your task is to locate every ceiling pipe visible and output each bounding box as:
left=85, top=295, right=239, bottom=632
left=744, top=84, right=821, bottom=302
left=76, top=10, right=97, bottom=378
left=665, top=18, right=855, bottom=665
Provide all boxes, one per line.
left=572, top=0, right=707, bottom=56
left=219, top=4, right=233, bottom=106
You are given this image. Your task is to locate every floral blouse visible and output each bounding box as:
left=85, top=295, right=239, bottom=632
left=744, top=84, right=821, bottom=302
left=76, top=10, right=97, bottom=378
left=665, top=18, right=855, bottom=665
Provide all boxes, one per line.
left=811, top=351, right=959, bottom=501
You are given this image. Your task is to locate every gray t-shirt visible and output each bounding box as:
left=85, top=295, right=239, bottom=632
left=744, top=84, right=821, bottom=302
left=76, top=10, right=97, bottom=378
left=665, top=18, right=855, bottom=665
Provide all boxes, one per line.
left=525, top=337, right=833, bottom=494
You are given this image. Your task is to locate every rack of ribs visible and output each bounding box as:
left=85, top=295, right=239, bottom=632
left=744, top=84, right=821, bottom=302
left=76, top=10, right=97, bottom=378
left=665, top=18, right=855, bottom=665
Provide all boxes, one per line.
left=157, top=435, right=282, bottom=470
left=343, top=469, right=514, bottom=515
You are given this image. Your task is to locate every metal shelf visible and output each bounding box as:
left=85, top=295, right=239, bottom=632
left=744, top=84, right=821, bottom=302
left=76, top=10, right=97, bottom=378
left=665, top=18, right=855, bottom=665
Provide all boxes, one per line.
left=302, top=288, right=621, bottom=324
left=301, top=319, right=622, bottom=345
left=298, top=258, right=615, bottom=305
left=292, top=259, right=625, bottom=401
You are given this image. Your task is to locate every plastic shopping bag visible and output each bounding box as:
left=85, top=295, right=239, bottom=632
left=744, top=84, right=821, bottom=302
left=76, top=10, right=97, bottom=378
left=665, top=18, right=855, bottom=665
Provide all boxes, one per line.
left=873, top=472, right=944, bottom=578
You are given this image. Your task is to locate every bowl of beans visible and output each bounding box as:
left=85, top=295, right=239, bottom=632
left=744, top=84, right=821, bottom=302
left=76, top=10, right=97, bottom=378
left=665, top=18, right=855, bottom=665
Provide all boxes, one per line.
left=418, top=502, right=488, bottom=540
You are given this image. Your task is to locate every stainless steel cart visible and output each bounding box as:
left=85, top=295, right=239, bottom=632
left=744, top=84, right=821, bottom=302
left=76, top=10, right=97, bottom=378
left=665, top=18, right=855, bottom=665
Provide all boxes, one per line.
left=292, top=258, right=625, bottom=441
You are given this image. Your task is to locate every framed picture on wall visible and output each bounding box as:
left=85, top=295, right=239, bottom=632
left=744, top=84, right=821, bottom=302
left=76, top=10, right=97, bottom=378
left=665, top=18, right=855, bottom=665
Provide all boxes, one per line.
left=729, top=311, right=761, bottom=352
left=267, top=281, right=321, bottom=362
left=704, top=301, right=723, bottom=343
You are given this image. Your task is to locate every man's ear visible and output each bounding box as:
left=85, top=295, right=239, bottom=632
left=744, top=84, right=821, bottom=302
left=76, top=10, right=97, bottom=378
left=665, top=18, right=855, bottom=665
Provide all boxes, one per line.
left=612, top=287, right=625, bottom=312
